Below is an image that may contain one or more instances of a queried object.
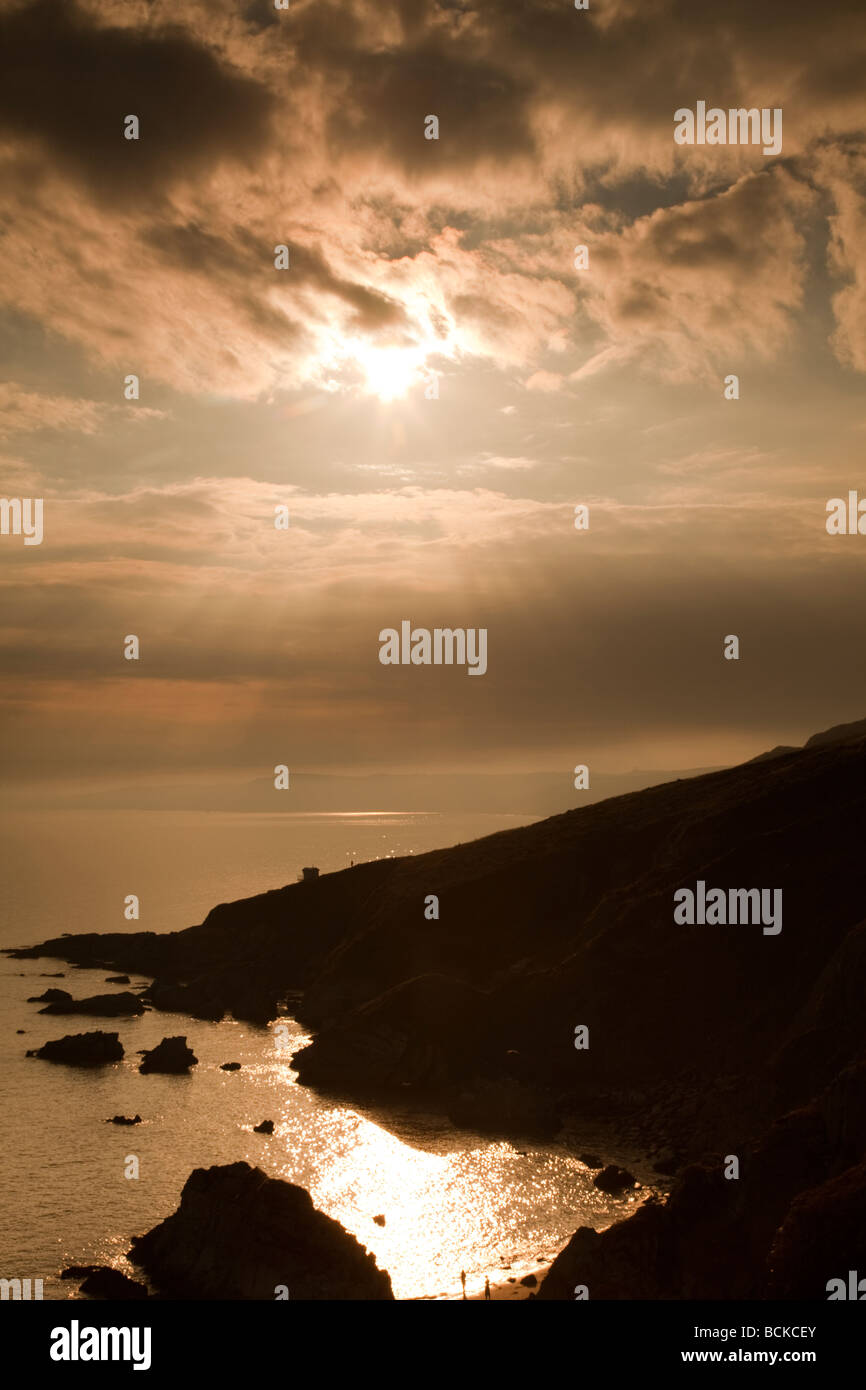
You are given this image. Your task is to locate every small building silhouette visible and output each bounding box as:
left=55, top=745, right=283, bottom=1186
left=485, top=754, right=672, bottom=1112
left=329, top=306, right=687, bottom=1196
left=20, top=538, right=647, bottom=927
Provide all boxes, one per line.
left=298, top=866, right=320, bottom=882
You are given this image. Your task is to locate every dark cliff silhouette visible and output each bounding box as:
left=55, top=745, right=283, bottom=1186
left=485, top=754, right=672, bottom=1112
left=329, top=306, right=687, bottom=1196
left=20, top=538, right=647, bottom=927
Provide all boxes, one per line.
left=9, top=718, right=866, bottom=1298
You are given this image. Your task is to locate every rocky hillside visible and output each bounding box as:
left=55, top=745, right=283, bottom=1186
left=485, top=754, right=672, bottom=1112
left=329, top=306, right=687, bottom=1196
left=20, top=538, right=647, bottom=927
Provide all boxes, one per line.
left=8, top=724, right=866, bottom=1162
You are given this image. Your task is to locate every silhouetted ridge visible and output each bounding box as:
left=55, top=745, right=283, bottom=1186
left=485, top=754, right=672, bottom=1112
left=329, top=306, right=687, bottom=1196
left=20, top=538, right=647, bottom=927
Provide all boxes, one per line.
left=8, top=723, right=866, bottom=1159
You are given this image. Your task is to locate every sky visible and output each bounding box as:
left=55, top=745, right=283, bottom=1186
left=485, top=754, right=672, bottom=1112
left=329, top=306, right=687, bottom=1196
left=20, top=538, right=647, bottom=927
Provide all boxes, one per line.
left=0, top=0, right=864, bottom=794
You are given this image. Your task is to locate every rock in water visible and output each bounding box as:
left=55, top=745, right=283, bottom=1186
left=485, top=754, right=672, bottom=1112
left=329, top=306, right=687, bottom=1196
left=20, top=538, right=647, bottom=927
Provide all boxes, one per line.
left=76, top=1267, right=148, bottom=1300
left=27, top=988, right=72, bottom=1004
left=105, top=975, right=131, bottom=984
left=27, top=1032, right=124, bottom=1066
left=129, top=1162, right=394, bottom=1299
left=253, top=1119, right=274, bottom=1134
left=107, top=1114, right=142, bottom=1126
left=220, top=1061, right=241, bottom=1071
left=593, top=1163, right=637, bottom=1194
left=138, top=1036, right=198, bottom=1074
left=38, top=991, right=145, bottom=1017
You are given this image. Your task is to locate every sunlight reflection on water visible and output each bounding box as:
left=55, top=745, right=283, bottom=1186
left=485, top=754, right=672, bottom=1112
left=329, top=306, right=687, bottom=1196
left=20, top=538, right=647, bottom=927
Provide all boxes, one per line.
left=0, top=967, right=649, bottom=1302
left=259, top=1024, right=645, bottom=1300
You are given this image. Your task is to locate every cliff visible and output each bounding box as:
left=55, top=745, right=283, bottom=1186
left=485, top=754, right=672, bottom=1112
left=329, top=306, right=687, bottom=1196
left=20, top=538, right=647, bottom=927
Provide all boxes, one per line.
left=9, top=727, right=866, bottom=1160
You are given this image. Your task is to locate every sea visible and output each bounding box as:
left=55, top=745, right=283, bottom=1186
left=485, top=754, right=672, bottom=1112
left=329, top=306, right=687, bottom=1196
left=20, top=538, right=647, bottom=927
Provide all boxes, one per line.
left=0, top=808, right=649, bottom=1300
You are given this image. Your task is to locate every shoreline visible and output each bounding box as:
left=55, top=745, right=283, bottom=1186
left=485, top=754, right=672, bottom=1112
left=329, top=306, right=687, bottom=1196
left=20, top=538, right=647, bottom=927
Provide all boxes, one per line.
left=3, top=954, right=644, bottom=1302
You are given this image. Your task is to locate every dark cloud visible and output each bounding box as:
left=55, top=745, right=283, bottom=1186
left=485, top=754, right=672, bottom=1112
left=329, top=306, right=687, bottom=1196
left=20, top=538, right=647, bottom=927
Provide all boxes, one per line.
left=241, top=0, right=280, bottom=34
left=288, top=6, right=537, bottom=173
left=140, top=221, right=408, bottom=337
left=0, top=0, right=275, bottom=204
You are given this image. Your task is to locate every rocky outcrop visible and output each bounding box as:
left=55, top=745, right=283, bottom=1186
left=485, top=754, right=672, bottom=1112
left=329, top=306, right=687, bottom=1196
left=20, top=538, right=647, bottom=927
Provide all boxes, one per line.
left=293, top=974, right=488, bottom=1091
left=252, top=1119, right=274, bottom=1134
left=538, top=1060, right=866, bottom=1299
left=593, top=1164, right=637, bottom=1194
left=27, top=1031, right=124, bottom=1066
left=38, top=991, right=145, bottom=1017
left=138, top=1036, right=197, bottom=1074
left=144, top=977, right=227, bottom=1022
left=129, top=1162, right=393, bottom=1299
left=62, top=1266, right=148, bottom=1299
left=767, top=1158, right=866, bottom=1299
left=27, top=988, right=71, bottom=1003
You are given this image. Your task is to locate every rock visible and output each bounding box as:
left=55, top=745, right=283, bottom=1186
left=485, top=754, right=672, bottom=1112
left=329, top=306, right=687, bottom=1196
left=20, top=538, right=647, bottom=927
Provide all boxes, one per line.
left=28, top=1031, right=124, bottom=1066
left=129, top=1162, right=393, bottom=1299
left=107, top=1115, right=142, bottom=1126
left=40, top=972, right=65, bottom=977
left=767, top=1157, right=866, bottom=1298
left=38, top=991, right=145, bottom=1017
left=537, top=1091, right=838, bottom=1300
left=593, top=1164, right=637, bottom=1194
left=138, top=1036, right=197, bottom=1074
left=652, top=1148, right=682, bottom=1175
left=536, top=1208, right=665, bottom=1301
left=253, top=1119, right=274, bottom=1134
left=579, top=1152, right=603, bottom=1169
left=293, top=974, right=487, bottom=1092
left=27, top=988, right=72, bottom=1004
left=220, top=1062, right=241, bottom=1071
left=77, top=1267, right=148, bottom=1300
left=105, top=975, right=131, bottom=985
left=61, top=1265, right=99, bottom=1279
left=16, top=1029, right=24, bottom=1034
left=372, top=1214, right=386, bottom=1226
left=519, top=1273, right=537, bottom=1287
left=145, top=977, right=226, bottom=1022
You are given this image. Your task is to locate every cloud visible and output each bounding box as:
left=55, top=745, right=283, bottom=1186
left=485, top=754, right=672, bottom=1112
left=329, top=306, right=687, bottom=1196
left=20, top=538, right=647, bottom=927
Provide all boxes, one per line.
left=1, top=0, right=865, bottom=782
left=817, top=142, right=866, bottom=373
left=0, top=0, right=275, bottom=206
left=578, top=167, right=816, bottom=380
left=0, top=0, right=862, bottom=397
left=0, top=382, right=162, bottom=438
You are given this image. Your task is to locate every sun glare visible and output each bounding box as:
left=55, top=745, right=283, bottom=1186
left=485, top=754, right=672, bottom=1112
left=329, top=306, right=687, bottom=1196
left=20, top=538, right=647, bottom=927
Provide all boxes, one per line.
left=351, top=342, right=424, bottom=402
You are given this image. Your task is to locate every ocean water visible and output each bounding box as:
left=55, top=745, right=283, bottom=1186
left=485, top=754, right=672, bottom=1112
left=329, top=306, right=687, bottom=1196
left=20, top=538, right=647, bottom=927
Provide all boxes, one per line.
left=0, top=810, right=649, bottom=1300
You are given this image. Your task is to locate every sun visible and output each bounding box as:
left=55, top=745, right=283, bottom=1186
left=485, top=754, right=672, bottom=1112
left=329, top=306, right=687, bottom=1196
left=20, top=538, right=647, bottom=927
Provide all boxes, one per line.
left=316, top=316, right=456, bottom=401
left=351, top=342, right=424, bottom=402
